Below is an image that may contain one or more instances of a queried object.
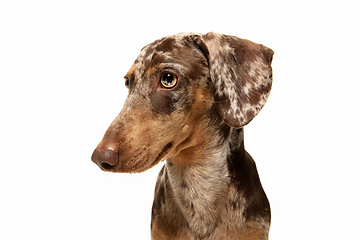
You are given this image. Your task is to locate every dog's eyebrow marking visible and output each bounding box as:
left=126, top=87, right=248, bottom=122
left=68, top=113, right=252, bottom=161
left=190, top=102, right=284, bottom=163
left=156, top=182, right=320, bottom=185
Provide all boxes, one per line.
left=156, top=63, right=187, bottom=74
left=91, top=32, right=274, bottom=240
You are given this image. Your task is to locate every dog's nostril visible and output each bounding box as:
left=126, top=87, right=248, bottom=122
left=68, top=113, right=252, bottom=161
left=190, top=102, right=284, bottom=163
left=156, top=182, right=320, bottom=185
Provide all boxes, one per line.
left=101, top=162, right=114, bottom=170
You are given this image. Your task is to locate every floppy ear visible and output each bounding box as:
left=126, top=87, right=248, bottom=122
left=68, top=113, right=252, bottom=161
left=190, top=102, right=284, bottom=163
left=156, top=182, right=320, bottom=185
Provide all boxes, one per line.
left=201, top=32, right=274, bottom=128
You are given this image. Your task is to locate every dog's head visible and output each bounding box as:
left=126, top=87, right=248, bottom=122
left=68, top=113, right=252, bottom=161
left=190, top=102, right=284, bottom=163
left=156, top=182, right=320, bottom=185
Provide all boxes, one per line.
left=91, top=32, right=273, bottom=173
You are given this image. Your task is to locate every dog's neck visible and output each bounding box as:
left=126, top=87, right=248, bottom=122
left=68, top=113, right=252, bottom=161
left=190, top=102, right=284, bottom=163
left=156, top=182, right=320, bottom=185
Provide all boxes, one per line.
left=165, top=126, right=244, bottom=238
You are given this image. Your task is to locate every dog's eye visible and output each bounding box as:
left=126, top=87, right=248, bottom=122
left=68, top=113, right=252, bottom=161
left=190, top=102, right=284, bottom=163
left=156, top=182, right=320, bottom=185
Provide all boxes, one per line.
left=160, top=73, right=178, bottom=89
left=125, top=78, right=130, bottom=89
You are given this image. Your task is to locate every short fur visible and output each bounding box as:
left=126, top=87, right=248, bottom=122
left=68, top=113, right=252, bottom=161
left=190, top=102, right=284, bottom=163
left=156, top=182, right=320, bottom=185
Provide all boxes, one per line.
left=91, top=32, right=274, bottom=240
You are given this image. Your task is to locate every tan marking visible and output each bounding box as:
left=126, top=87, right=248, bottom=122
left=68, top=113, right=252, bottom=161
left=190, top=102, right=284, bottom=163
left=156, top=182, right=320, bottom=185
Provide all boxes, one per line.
left=169, top=87, right=214, bottom=166
left=126, top=64, right=137, bottom=78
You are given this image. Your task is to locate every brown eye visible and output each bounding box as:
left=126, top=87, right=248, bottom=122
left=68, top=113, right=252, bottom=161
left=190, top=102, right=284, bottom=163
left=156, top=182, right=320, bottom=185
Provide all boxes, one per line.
left=125, top=78, right=130, bottom=89
left=160, top=73, right=178, bottom=89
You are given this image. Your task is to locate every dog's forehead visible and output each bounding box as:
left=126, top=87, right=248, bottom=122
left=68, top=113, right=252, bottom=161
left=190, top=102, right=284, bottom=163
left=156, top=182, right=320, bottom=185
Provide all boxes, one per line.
left=127, top=33, right=202, bottom=78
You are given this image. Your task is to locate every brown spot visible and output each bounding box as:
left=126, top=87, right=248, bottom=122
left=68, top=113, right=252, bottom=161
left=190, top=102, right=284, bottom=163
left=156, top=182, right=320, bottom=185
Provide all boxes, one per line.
left=155, top=37, right=175, bottom=52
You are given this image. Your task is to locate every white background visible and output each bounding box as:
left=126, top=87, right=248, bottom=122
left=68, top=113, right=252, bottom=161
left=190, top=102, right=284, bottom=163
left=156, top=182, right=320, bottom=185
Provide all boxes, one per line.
left=1, top=0, right=359, bottom=239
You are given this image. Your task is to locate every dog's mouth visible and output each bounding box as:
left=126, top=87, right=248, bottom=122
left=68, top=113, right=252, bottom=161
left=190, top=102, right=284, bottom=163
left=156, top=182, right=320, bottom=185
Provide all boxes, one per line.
left=120, top=142, right=173, bottom=173
left=156, top=142, right=173, bottom=162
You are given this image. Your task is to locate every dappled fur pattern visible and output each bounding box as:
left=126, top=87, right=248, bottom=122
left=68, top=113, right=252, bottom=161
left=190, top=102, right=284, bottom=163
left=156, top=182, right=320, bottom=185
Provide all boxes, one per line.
left=91, top=32, right=274, bottom=239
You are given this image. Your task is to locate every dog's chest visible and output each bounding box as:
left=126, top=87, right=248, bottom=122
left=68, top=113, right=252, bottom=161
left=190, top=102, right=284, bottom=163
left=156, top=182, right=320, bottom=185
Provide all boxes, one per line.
left=162, top=159, right=231, bottom=238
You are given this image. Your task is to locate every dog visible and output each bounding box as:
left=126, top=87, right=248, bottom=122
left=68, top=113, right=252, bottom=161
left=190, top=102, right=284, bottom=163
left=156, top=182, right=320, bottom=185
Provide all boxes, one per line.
left=91, top=32, right=274, bottom=240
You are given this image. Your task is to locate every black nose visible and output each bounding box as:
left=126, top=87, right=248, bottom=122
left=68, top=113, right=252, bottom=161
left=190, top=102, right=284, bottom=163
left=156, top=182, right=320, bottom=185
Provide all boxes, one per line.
left=91, top=149, right=119, bottom=171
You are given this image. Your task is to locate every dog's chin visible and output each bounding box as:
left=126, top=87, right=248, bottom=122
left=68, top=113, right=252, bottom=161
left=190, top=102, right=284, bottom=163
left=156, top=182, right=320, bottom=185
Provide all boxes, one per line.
left=109, top=143, right=173, bottom=173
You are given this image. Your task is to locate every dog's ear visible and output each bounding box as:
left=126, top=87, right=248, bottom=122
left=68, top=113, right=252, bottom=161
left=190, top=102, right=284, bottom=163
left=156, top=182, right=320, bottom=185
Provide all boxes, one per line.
left=199, top=32, right=274, bottom=128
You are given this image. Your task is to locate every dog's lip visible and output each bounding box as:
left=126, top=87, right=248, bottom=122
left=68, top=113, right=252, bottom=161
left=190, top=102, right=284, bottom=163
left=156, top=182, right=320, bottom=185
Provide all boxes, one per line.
left=138, top=143, right=173, bottom=171
left=112, top=143, right=173, bottom=173
left=156, top=143, right=173, bottom=162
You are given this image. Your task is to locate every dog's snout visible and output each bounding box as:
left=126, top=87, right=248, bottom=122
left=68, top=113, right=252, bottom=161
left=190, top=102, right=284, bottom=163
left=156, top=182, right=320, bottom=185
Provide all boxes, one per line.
left=91, top=149, right=119, bottom=171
